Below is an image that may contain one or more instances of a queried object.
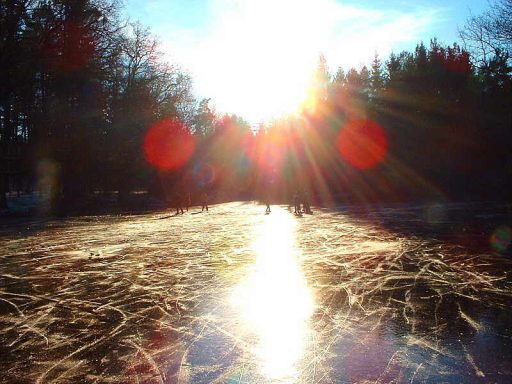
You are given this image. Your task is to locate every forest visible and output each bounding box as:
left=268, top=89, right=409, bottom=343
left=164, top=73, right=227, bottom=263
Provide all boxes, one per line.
left=1, top=0, right=511, bottom=213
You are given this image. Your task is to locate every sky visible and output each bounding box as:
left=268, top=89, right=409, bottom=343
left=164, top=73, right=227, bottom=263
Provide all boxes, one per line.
left=124, top=0, right=490, bottom=125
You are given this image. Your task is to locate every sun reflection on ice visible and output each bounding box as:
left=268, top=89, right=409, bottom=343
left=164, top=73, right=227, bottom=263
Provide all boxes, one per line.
left=231, top=210, right=314, bottom=381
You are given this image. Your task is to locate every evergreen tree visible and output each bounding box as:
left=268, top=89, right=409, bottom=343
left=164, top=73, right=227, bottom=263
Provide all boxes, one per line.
left=370, top=53, right=386, bottom=99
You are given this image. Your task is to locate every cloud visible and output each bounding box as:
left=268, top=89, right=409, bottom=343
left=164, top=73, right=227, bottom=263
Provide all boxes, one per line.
left=152, top=0, right=442, bottom=122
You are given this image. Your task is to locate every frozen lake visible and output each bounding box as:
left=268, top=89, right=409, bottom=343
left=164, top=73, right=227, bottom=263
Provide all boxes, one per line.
left=0, top=202, right=511, bottom=383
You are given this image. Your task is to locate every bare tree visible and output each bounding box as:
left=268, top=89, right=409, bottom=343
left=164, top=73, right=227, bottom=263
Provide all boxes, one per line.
left=459, top=0, right=512, bottom=66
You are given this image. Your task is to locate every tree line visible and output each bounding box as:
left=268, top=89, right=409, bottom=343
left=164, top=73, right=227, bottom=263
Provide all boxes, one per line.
left=1, top=0, right=510, bottom=212
left=0, top=0, right=225, bottom=209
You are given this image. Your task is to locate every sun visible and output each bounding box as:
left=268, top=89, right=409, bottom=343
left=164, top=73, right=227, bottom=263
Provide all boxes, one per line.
left=162, top=0, right=440, bottom=125
left=192, top=0, right=330, bottom=124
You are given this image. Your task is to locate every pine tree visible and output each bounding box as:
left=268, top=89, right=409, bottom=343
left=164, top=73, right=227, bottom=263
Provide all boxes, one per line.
left=370, top=53, right=385, bottom=100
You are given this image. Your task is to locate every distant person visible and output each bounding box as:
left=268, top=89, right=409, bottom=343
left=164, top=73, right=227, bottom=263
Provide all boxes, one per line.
left=303, top=191, right=312, bottom=214
left=201, top=192, right=208, bottom=212
left=174, top=192, right=184, bottom=215
left=264, top=193, right=271, bottom=213
left=185, top=191, right=192, bottom=211
left=294, top=191, right=301, bottom=214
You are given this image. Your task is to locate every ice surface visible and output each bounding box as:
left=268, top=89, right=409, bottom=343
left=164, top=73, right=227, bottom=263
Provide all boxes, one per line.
left=0, top=202, right=511, bottom=383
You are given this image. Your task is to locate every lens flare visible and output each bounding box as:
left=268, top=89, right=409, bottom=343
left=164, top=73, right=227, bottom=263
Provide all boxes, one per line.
left=336, top=119, right=388, bottom=170
left=248, top=134, right=285, bottom=176
left=191, top=162, right=216, bottom=187
left=490, top=226, right=512, bottom=253
left=41, top=21, right=95, bottom=73
left=423, top=202, right=447, bottom=226
left=143, top=119, right=195, bottom=171
left=37, top=158, right=60, bottom=211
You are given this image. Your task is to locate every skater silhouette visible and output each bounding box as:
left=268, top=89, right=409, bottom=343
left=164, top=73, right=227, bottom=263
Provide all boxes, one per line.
left=185, top=191, right=191, bottom=211
left=294, top=191, right=301, bottom=215
left=201, top=192, right=209, bottom=212
left=262, top=190, right=271, bottom=213
left=303, top=190, right=312, bottom=214
left=174, top=191, right=184, bottom=215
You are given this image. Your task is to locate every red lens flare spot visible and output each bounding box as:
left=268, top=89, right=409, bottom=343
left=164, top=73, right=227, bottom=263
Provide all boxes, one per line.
left=246, top=130, right=287, bottom=176
left=144, top=119, right=195, bottom=171
left=336, top=119, right=388, bottom=170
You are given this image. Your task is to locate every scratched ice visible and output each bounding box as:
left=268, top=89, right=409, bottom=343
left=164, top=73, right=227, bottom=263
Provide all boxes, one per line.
left=0, top=202, right=511, bottom=383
